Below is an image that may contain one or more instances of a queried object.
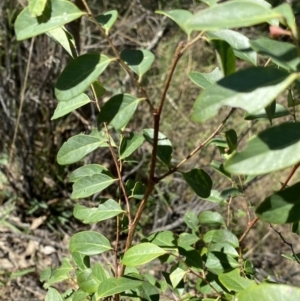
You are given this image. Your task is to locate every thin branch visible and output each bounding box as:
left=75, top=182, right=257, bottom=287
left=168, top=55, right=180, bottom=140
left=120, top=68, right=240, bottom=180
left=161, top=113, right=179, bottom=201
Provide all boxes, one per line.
left=157, top=108, right=235, bottom=181
left=81, top=0, right=154, bottom=111
left=9, top=38, right=35, bottom=167
left=270, top=224, right=300, bottom=264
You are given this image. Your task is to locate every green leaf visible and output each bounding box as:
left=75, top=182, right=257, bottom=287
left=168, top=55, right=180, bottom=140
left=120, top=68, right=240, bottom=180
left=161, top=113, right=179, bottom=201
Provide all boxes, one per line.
left=144, top=231, right=177, bottom=249
left=203, top=229, right=239, bottom=247
left=220, top=187, right=243, bottom=199
left=71, top=252, right=90, bottom=270
left=287, top=90, right=300, bottom=108
left=178, top=245, right=203, bottom=271
left=137, top=282, right=159, bottom=301
left=120, top=132, right=145, bottom=159
left=178, top=233, right=199, bottom=247
left=92, top=81, right=106, bottom=99
left=256, top=182, right=300, bottom=224
left=182, top=168, right=212, bottom=198
left=96, top=277, right=143, bottom=299
left=92, top=263, right=109, bottom=283
left=71, top=174, right=117, bottom=199
left=121, top=49, right=155, bottom=78
left=156, top=10, right=193, bottom=35
left=282, top=253, right=300, bottom=262
left=202, top=190, right=224, bottom=203
left=191, top=67, right=297, bottom=123
left=184, top=211, right=199, bottom=233
left=225, top=123, right=300, bottom=175
left=219, top=269, right=256, bottom=293
left=51, top=93, right=90, bottom=120
left=206, top=251, right=239, bottom=275
left=250, top=38, right=300, bottom=71
left=95, top=10, right=118, bottom=34
left=15, top=0, right=85, bottom=40
left=196, top=272, right=223, bottom=295
left=143, top=129, right=173, bottom=165
left=71, top=291, right=89, bottom=301
left=211, top=39, right=235, bottom=76
left=47, top=26, right=77, bottom=58
left=244, top=103, right=290, bottom=120
left=29, top=0, right=47, bottom=17
left=198, top=211, right=225, bottom=226
left=122, top=243, right=167, bottom=266
left=201, top=0, right=219, bottom=7
left=292, top=221, right=300, bottom=236
left=225, top=129, right=238, bottom=154
left=237, top=283, right=300, bottom=301
left=77, top=269, right=99, bottom=293
left=98, top=94, right=141, bottom=131
left=207, top=30, right=257, bottom=65
left=208, top=242, right=239, bottom=257
left=55, top=53, right=113, bottom=101
left=57, top=131, right=107, bottom=165
left=210, top=160, right=231, bottom=181
left=186, top=1, right=280, bottom=32
left=189, top=67, right=223, bottom=89
left=45, top=288, right=64, bottom=301
left=69, top=231, right=112, bottom=255
left=73, top=199, right=124, bottom=223
left=274, top=3, right=298, bottom=38
left=170, top=267, right=187, bottom=288
left=46, top=258, right=73, bottom=287
left=69, top=164, right=111, bottom=182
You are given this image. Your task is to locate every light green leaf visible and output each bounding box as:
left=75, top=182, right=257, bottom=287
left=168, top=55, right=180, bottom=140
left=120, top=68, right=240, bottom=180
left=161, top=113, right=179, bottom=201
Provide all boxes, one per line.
left=178, top=233, right=199, bottom=247
left=97, top=277, right=143, bottom=299
left=46, top=258, right=73, bottom=287
left=201, top=0, right=219, bottom=7
left=15, top=0, right=85, bottom=40
left=77, top=269, right=99, bottom=293
left=250, top=38, right=300, bottom=71
left=69, top=231, right=112, bottom=255
left=182, top=168, right=212, bottom=198
left=55, top=53, right=113, bottom=101
left=57, top=131, right=107, bottom=165
left=92, top=263, right=109, bottom=283
left=70, top=164, right=111, bottom=182
left=121, top=49, right=155, bottom=78
left=208, top=242, right=239, bottom=257
left=71, top=174, right=117, bottom=199
left=119, top=132, right=145, bottom=160
left=47, top=26, right=77, bottom=58
left=225, top=123, right=300, bottom=175
left=191, top=67, right=297, bottom=123
left=71, top=252, right=90, bottom=270
left=186, top=1, right=280, bottom=32
left=29, top=0, right=47, bottom=17
left=256, top=182, right=300, bottom=224
left=122, top=243, right=167, bottom=266
left=198, top=211, right=225, bottom=226
left=156, top=10, right=193, bottom=35
left=244, top=103, right=290, bottom=120
left=98, top=94, right=141, bottom=131
left=207, top=30, right=257, bottom=65
left=189, top=67, right=223, bottom=89
left=45, top=288, right=64, bottom=301
left=95, top=10, right=118, bottom=34
left=71, top=291, right=89, bottom=301
left=73, top=199, right=124, bottom=223
left=170, top=267, right=187, bottom=288
left=184, top=211, right=199, bottom=233
left=144, top=231, right=177, bottom=248
left=143, top=129, right=173, bottom=165
left=202, top=190, right=224, bottom=203
left=51, top=93, right=90, bottom=120
left=203, top=229, right=239, bottom=247
left=206, top=251, right=239, bottom=275
left=237, top=283, right=300, bottom=301
left=211, top=39, right=235, bottom=76
left=219, top=269, right=256, bottom=293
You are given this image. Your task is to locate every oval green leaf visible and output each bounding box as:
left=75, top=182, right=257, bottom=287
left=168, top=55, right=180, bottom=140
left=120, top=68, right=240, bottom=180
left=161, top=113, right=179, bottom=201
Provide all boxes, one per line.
left=77, top=269, right=99, bottom=293
left=191, top=67, right=297, bottom=123
left=225, top=123, right=300, bottom=175
left=15, top=0, right=85, bottom=40
left=182, top=168, right=212, bottom=198
left=186, top=1, right=280, bottom=32
left=70, top=164, right=111, bottom=182
left=95, top=10, right=118, bottom=34
left=121, top=49, right=155, bottom=77
left=120, top=132, right=145, bottom=160
left=69, top=231, right=112, bottom=255
left=203, top=229, right=239, bottom=247
left=45, top=288, right=64, bottom=301
left=189, top=67, right=223, bottom=89
left=256, top=182, right=300, bottom=224
left=237, top=283, right=300, bottom=301
left=51, top=93, right=90, bottom=120
left=198, top=211, right=225, bottom=226
left=206, top=251, right=239, bottom=275
left=55, top=53, right=113, bottom=101
left=98, top=94, right=141, bottom=131
left=122, top=243, right=167, bottom=266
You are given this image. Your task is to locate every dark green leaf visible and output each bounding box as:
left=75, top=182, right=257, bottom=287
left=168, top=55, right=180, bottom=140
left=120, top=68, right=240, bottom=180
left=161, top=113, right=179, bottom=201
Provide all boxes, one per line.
left=220, top=187, right=243, bottom=199
left=92, top=80, right=106, bottom=99
left=189, top=67, right=223, bottom=89
left=15, top=0, right=85, bottom=40
left=95, top=10, right=118, bottom=34
left=208, top=242, right=239, bottom=257
left=69, top=231, right=112, bottom=255
left=210, top=160, right=231, bottom=180
left=182, top=168, right=212, bottom=198
left=206, top=251, right=239, bottom=275
left=225, top=129, right=238, bottom=154
left=256, top=182, right=300, bottom=224
left=143, top=129, right=173, bottom=165
left=98, top=94, right=141, bottom=131
left=225, top=123, right=300, bottom=175
left=55, top=53, right=113, bottom=101
left=120, top=132, right=145, bottom=159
